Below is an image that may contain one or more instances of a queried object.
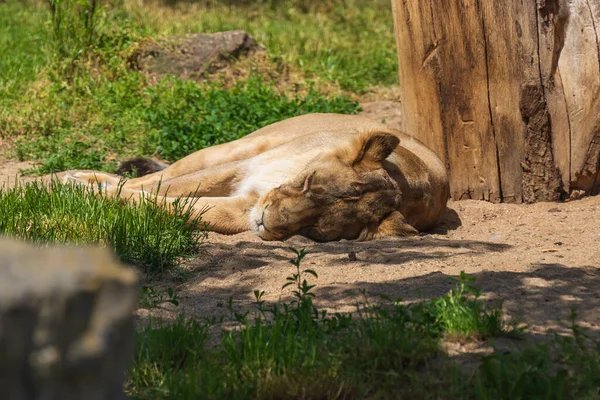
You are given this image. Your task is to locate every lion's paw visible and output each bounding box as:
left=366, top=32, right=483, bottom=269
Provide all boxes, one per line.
left=61, top=172, right=85, bottom=185
left=62, top=172, right=111, bottom=192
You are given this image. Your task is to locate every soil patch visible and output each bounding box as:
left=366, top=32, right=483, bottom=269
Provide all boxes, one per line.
left=136, top=196, right=600, bottom=339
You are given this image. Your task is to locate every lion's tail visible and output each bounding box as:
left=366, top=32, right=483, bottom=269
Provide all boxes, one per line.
left=115, top=157, right=170, bottom=177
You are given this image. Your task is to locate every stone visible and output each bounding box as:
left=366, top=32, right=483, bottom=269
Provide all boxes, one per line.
left=0, top=239, right=138, bottom=400
left=131, top=30, right=263, bottom=80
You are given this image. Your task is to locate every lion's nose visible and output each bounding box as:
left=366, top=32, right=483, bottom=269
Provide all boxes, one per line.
left=255, top=207, right=267, bottom=228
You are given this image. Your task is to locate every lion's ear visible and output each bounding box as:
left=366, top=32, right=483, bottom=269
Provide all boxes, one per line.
left=344, top=131, right=400, bottom=168
left=302, top=171, right=315, bottom=196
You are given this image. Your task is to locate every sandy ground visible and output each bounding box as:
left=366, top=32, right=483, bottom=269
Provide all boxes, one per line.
left=133, top=195, right=599, bottom=339
left=0, top=160, right=37, bottom=186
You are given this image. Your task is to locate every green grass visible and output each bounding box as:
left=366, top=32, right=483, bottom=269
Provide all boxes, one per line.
left=127, top=251, right=600, bottom=399
left=425, top=272, right=520, bottom=341
left=474, top=311, right=600, bottom=400
left=124, top=0, right=398, bottom=93
left=13, top=73, right=359, bottom=173
left=128, top=250, right=565, bottom=400
left=0, top=179, right=206, bottom=273
left=1, top=0, right=386, bottom=173
left=128, top=250, right=454, bottom=399
left=0, top=2, right=48, bottom=105
left=139, top=75, right=360, bottom=162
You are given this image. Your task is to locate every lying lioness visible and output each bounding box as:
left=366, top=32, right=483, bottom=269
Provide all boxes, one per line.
left=58, top=113, right=450, bottom=241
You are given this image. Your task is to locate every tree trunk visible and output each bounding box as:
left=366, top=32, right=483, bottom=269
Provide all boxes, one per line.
left=391, top=0, right=600, bottom=203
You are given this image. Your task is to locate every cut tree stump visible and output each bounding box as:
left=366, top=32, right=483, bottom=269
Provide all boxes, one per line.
left=391, top=0, right=600, bottom=203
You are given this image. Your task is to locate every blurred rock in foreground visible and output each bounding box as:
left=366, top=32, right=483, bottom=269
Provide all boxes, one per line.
left=0, top=239, right=138, bottom=400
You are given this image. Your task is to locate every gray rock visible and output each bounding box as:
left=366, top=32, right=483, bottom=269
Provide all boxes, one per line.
left=0, top=240, right=138, bottom=400
left=132, top=30, right=263, bottom=80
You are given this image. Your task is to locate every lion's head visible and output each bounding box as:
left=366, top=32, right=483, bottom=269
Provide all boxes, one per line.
left=250, top=130, right=418, bottom=242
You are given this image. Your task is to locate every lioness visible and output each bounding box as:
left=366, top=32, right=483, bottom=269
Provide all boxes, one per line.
left=58, top=113, right=450, bottom=241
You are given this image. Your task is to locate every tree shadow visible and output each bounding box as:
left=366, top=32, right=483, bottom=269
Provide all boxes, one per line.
left=190, top=234, right=509, bottom=278
left=313, top=263, right=600, bottom=335
left=140, top=221, right=600, bottom=341
left=143, top=234, right=513, bottom=324
left=148, top=256, right=600, bottom=342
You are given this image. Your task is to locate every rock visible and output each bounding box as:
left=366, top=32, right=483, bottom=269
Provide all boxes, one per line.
left=132, top=30, right=264, bottom=81
left=0, top=239, right=138, bottom=400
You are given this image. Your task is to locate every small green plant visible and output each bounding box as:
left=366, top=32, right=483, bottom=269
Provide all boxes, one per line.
left=139, top=286, right=180, bottom=309
left=423, top=271, right=524, bottom=341
left=0, top=179, right=206, bottom=273
left=475, top=310, right=600, bottom=399
left=46, top=0, right=100, bottom=63
left=282, top=248, right=320, bottom=316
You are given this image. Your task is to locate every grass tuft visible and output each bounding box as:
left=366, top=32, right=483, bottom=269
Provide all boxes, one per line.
left=424, top=272, right=524, bottom=341
left=0, top=179, right=206, bottom=273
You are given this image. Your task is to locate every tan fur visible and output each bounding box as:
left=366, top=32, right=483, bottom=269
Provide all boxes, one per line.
left=52, top=114, right=450, bottom=242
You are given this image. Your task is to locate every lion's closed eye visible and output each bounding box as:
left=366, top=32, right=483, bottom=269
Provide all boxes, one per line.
left=340, top=195, right=361, bottom=202
left=337, top=183, right=366, bottom=201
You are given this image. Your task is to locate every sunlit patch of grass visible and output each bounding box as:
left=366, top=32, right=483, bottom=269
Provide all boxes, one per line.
left=0, top=1, right=47, bottom=102
left=424, top=272, right=525, bottom=342
left=2, top=0, right=371, bottom=172
left=123, top=0, right=398, bottom=93
left=0, top=179, right=206, bottom=273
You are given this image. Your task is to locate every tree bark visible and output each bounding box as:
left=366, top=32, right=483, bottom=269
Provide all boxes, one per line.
left=391, top=0, right=600, bottom=203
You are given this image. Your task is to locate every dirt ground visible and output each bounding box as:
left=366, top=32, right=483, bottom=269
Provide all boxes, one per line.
left=135, top=195, right=598, bottom=339
left=3, top=103, right=599, bottom=341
